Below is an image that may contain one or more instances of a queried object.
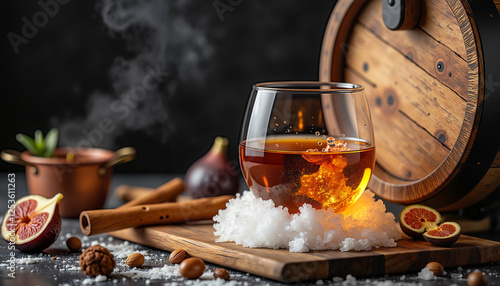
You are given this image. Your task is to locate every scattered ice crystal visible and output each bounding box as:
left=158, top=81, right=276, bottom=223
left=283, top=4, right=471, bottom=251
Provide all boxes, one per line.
left=95, top=275, right=107, bottom=282
left=332, top=277, right=343, bottom=282
left=15, top=257, right=45, bottom=264
left=116, top=264, right=178, bottom=280
left=66, top=265, right=80, bottom=271
left=213, top=190, right=401, bottom=252
left=90, top=241, right=149, bottom=260
left=451, top=273, right=463, bottom=279
left=345, top=274, right=357, bottom=284
left=418, top=267, right=436, bottom=280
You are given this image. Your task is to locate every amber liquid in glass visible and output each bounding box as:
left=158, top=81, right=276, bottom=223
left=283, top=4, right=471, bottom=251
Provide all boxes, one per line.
left=239, top=135, right=375, bottom=213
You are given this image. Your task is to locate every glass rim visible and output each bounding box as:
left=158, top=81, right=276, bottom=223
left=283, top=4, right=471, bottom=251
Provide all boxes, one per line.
left=253, top=81, right=364, bottom=93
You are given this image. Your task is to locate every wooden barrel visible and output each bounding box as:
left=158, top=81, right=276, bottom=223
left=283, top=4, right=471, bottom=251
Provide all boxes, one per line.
left=320, top=0, right=500, bottom=211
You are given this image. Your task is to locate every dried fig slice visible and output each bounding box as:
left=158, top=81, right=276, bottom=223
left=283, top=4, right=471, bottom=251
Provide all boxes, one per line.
left=423, top=222, right=461, bottom=246
left=399, top=204, right=442, bottom=240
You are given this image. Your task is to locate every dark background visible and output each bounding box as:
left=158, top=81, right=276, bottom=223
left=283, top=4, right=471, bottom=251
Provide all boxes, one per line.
left=0, top=0, right=337, bottom=174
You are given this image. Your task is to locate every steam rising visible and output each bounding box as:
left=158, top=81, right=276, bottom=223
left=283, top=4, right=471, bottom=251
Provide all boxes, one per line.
left=53, top=0, right=213, bottom=148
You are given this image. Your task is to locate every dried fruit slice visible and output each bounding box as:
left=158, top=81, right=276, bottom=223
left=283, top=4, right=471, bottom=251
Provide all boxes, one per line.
left=399, top=204, right=442, bottom=240
left=1, top=193, right=63, bottom=252
left=423, top=222, right=461, bottom=246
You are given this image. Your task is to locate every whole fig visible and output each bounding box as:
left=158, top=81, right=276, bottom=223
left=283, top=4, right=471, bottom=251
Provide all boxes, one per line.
left=185, top=137, right=239, bottom=198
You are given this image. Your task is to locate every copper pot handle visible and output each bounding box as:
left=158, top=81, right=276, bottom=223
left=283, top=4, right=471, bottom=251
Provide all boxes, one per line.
left=98, top=147, right=136, bottom=176
left=1, top=149, right=38, bottom=174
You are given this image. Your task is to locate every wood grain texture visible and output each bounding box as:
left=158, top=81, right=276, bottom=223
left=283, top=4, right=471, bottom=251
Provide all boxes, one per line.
left=320, top=0, right=500, bottom=210
left=110, top=223, right=500, bottom=283
left=418, top=0, right=467, bottom=59
left=345, top=23, right=465, bottom=180
left=493, top=150, right=500, bottom=168
left=345, top=68, right=450, bottom=183
left=356, top=0, right=468, bottom=99
left=320, top=0, right=366, bottom=83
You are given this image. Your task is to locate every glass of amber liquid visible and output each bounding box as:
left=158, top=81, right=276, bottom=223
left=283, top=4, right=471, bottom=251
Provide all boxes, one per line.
left=239, top=82, right=375, bottom=213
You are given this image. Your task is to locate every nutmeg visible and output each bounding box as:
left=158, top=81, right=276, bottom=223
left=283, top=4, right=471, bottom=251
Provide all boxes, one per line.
left=79, top=245, right=116, bottom=276
left=214, top=268, right=230, bottom=280
left=126, top=253, right=145, bottom=267
left=179, top=257, right=205, bottom=279
left=425, top=262, right=444, bottom=276
left=66, top=237, right=82, bottom=252
left=169, top=249, right=186, bottom=264
left=467, top=271, right=489, bottom=286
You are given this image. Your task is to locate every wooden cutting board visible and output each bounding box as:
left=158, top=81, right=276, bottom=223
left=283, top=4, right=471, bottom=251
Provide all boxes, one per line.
left=110, top=222, right=500, bottom=283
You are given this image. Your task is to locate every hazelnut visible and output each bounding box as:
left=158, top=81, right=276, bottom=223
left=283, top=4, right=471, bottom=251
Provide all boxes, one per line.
left=66, top=237, right=82, bottom=252
left=425, top=262, right=444, bottom=276
left=169, top=249, right=186, bottom=264
left=125, top=253, right=145, bottom=267
left=214, top=268, right=230, bottom=280
left=179, top=257, right=205, bottom=279
left=467, top=271, right=489, bottom=286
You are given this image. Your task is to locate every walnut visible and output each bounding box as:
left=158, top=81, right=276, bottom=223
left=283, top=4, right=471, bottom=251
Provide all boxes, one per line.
left=79, top=245, right=116, bottom=276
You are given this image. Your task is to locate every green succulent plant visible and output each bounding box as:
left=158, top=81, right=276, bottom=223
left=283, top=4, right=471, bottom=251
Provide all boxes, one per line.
left=16, top=128, right=59, bottom=158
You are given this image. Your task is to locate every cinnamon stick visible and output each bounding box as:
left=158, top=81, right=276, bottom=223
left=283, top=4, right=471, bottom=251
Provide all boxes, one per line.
left=115, top=185, right=156, bottom=203
left=80, top=195, right=234, bottom=236
left=118, top=177, right=184, bottom=208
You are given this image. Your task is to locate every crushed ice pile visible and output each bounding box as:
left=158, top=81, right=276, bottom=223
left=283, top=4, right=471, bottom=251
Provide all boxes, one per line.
left=213, top=190, right=401, bottom=252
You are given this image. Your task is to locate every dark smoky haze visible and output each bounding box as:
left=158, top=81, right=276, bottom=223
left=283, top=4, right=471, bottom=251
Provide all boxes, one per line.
left=0, top=0, right=336, bottom=173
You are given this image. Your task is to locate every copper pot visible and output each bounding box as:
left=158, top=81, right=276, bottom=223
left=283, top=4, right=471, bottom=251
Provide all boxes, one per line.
left=1, top=147, right=136, bottom=218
